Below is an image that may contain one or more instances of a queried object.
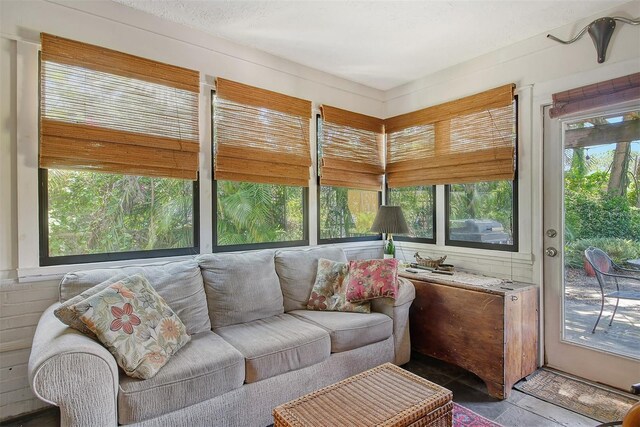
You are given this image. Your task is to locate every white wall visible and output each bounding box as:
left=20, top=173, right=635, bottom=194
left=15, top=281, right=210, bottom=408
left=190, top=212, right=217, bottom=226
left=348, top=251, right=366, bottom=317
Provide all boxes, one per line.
left=0, top=0, right=639, bottom=420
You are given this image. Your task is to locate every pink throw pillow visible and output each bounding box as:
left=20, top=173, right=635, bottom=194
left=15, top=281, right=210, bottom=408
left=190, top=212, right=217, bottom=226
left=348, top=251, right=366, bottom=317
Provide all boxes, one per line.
left=306, top=258, right=370, bottom=313
left=345, top=259, right=399, bottom=302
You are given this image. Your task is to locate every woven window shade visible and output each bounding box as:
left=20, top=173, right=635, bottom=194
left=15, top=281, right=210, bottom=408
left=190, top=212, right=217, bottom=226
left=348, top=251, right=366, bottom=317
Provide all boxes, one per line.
left=385, top=84, right=516, bottom=187
left=39, top=33, right=200, bottom=180
left=549, top=72, right=640, bottom=119
left=319, top=105, right=384, bottom=191
left=214, top=78, right=312, bottom=187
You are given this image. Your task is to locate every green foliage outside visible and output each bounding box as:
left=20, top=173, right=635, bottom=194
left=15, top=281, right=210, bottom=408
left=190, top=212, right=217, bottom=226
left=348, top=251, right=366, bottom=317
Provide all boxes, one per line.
left=353, top=211, right=377, bottom=235
left=48, top=170, right=193, bottom=256
left=565, top=237, right=640, bottom=268
left=564, top=139, right=640, bottom=267
left=564, top=191, right=639, bottom=241
left=216, top=181, right=303, bottom=245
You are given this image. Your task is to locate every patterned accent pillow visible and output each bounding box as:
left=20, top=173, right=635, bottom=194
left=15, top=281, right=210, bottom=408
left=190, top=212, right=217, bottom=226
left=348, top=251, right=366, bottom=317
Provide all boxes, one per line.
left=54, top=273, right=127, bottom=338
left=306, top=258, right=370, bottom=313
left=71, top=274, right=190, bottom=379
left=345, top=259, right=399, bottom=303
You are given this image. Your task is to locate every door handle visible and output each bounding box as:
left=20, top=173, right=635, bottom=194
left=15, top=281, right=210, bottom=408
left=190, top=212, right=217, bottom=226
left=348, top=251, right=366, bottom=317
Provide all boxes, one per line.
left=546, top=247, right=558, bottom=257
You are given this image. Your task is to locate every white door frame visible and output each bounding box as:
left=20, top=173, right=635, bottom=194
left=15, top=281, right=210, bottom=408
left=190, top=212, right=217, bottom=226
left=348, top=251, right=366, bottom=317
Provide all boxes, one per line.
left=542, top=103, right=640, bottom=390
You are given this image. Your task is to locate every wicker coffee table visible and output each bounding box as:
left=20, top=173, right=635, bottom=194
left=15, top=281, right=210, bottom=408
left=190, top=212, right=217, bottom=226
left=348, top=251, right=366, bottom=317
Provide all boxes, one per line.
left=273, top=363, right=453, bottom=427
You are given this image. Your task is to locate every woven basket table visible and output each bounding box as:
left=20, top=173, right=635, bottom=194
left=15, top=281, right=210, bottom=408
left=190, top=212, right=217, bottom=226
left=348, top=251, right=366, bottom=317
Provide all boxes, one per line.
left=273, top=363, right=453, bottom=427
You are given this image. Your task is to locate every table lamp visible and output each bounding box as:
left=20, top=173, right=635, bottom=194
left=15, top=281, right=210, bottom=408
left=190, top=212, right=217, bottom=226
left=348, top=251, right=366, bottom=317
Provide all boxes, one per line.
left=370, top=206, right=410, bottom=259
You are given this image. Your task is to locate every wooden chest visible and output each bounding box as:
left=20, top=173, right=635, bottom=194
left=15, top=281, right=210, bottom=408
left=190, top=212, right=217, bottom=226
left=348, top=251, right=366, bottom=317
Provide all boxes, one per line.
left=403, top=270, right=538, bottom=399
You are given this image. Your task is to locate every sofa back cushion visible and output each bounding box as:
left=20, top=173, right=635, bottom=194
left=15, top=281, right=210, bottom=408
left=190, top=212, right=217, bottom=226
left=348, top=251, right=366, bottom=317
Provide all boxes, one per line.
left=58, top=260, right=211, bottom=335
left=275, top=246, right=347, bottom=312
left=197, top=250, right=284, bottom=328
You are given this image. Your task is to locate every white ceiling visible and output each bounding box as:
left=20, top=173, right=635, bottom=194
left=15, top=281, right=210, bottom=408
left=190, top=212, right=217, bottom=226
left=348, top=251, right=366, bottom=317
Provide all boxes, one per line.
left=112, top=0, right=627, bottom=91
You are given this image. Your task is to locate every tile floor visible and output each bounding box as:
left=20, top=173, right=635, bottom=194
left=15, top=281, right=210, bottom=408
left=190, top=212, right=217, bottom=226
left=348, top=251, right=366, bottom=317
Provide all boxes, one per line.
left=404, top=352, right=600, bottom=427
left=0, top=352, right=604, bottom=427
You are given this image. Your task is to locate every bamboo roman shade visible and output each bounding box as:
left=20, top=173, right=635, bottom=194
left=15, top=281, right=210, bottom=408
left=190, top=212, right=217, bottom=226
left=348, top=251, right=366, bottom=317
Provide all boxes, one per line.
left=39, top=33, right=200, bottom=180
left=214, top=78, right=312, bottom=187
left=319, top=105, right=385, bottom=191
left=385, top=84, right=516, bottom=187
left=549, top=72, right=640, bottom=119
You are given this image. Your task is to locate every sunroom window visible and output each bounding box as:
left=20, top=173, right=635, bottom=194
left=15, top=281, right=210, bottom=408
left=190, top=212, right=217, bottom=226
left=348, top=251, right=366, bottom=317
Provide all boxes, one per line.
left=212, top=79, right=311, bottom=250
left=38, top=33, right=200, bottom=265
left=317, top=107, right=384, bottom=243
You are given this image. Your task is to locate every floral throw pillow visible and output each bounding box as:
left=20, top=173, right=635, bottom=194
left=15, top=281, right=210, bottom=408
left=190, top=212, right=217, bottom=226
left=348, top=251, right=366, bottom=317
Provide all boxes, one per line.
left=345, top=259, right=399, bottom=303
left=70, top=274, right=190, bottom=379
left=54, top=273, right=127, bottom=338
left=306, top=258, right=370, bottom=313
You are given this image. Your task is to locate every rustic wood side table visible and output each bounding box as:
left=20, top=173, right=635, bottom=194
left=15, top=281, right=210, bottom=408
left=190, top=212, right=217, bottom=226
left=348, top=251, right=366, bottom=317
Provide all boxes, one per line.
left=401, top=269, right=538, bottom=399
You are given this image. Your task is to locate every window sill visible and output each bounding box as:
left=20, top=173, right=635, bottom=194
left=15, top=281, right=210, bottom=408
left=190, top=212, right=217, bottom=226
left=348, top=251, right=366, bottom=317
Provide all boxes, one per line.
left=16, top=254, right=198, bottom=283
left=15, top=240, right=385, bottom=283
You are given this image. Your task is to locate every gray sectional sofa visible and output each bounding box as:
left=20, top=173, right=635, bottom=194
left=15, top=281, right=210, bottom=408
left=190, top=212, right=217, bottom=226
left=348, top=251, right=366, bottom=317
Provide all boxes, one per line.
left=28, top=246, right=415, bottom=427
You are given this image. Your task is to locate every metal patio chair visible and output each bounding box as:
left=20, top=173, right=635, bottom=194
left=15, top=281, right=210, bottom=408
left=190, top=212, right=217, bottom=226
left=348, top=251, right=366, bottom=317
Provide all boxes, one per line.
left=583, top=247, right=640, bottom=333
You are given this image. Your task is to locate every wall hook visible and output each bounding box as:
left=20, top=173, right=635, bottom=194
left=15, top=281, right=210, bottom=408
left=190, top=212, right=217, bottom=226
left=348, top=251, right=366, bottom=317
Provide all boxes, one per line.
left=547, top=16, right=640, bottom=63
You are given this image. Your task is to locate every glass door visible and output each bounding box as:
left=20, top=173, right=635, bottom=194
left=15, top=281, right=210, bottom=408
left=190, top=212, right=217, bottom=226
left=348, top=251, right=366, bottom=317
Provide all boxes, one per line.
left=543, top=105, right=640, bottom=390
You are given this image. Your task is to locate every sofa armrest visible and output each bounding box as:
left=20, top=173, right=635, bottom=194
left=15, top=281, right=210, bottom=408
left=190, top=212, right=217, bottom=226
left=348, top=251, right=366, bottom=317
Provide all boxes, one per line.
left=370, top=277, right=416, bottom=310
left=371, top=277, right=415, bottom=365
left=28, top=304, right=119, bottom=427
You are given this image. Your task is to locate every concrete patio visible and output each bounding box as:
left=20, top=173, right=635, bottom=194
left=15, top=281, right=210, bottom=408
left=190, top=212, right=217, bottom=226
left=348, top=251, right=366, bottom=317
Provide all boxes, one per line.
left=564, top=268, right=640, bottom=359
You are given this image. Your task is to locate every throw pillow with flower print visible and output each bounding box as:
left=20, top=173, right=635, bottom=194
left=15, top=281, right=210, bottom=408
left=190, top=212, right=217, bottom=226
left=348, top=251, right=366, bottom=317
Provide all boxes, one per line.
left=306, top=258, right=370, bottom=313
left=54, top=273, right=128, bottom=338
left=71, top=274, right=190, bottom=380
left=345, top=259, right=399, bottom=303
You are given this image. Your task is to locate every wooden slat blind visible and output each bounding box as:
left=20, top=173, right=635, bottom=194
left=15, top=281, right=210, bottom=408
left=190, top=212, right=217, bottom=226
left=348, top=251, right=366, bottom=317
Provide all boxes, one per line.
left=319, top=105, right=385, bottom=191
left=386, top=124, right=436, bottom=168
left=549, top=72, right=640, bottom=119
left=40, top=33, right=200, bottom=180
left=386, top=84, right=516, bottom=187
left=214, top=78, right=312, bottom=187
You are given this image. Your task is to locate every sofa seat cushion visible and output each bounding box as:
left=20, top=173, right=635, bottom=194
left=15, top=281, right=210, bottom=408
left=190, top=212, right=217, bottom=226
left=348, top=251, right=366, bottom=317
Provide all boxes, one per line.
left=289, top=310, right=393, bottom=353
left=214, top=314, right=330, bottom=383
left=118, top=331, right=245, bottom=424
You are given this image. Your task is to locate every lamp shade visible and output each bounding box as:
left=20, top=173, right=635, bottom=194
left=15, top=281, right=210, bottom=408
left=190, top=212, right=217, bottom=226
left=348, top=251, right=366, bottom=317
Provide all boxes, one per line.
left=370, top=206, right=410, bottom=235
